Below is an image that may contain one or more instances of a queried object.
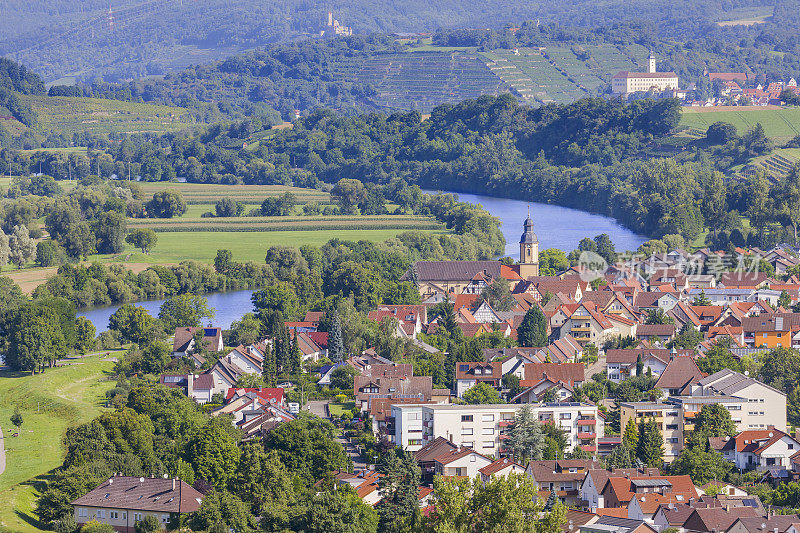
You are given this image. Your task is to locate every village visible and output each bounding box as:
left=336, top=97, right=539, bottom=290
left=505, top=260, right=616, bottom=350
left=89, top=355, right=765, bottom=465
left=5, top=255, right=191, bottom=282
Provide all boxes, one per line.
left=63, top=214, right=800, bottom=533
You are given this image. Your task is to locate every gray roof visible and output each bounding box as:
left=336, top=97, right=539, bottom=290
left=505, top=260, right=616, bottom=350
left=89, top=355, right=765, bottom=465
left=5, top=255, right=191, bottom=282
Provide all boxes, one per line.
left=406, top=261, right=501, bottom=282
left=631, top=478, right=672, bottom=488
left=698, top=368, right=785, bottom=397
left=520, top=217, right=538, bottom=244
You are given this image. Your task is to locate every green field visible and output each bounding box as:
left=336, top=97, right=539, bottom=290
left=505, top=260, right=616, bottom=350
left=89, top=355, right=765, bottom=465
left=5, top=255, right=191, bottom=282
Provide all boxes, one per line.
left=0, top=354, right=117, bottom=532
left=100, top=227, right=444, bottom=264
left=19, top=95, right=196, bottom=136
left=680, top=107, right=800, bottom=142
left=136, top=183, right=330, bottom=205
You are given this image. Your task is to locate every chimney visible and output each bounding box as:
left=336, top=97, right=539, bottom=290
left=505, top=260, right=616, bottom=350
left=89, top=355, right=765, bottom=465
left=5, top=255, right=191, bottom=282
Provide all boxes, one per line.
left=187, top=373, right=194, bottom=394
left=173, top=478, right=176, bottom=491
left=108, top=478, right=113, bottom=484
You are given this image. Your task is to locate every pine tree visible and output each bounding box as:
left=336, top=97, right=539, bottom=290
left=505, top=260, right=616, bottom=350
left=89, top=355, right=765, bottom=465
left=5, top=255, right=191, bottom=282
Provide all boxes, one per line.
left=328, top=311, right=345, bottom=362
left=262, top=342, right=276, bottom=387
left=509, top=404, right=546, bottom=462
left=518, top=306, right=548, bottom=347
left=636, top=417, right=664, bottom=467
left=623, top=419, right=638, bottom=452
left=607, top=443, right=632, bottom=468
left=288, top=330, right=302, bottom=374
left=544, top=490, right=558, bottom=511
left=377, top=448, right=421, bottom=533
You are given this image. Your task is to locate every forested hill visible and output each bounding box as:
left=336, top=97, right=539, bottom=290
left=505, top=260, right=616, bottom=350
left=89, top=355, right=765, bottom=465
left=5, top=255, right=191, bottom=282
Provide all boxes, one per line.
left=0, top=58, right=45, bottom=127
left=0, top=0, right=784, bottom=83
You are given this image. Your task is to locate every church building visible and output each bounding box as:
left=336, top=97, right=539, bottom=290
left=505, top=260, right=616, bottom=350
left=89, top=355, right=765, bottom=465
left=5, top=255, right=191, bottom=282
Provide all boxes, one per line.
left=611, top=51, right=679, bottom=95
left=519, top=213, right=539, bottom=278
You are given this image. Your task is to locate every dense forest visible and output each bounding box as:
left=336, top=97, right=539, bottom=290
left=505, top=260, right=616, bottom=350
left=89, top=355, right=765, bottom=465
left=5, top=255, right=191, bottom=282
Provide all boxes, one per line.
left=0, top=0, right=780, bottom=82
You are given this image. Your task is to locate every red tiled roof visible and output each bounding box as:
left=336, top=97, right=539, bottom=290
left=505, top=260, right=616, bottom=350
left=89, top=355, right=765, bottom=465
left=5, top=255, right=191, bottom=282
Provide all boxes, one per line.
left=71, top=476, right=203, bottom=513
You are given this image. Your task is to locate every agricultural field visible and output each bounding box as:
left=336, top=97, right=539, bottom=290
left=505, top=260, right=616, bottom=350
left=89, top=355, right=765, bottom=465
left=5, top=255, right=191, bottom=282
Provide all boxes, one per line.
left=0, top=354, right=117, bottom=532
left=331, top=51, right=507, bottom=111
left=135, top=183, right=330, bottom=205
left=680, top=106, right=800, bottom=142
left=18, top=95, right=196, bottom=136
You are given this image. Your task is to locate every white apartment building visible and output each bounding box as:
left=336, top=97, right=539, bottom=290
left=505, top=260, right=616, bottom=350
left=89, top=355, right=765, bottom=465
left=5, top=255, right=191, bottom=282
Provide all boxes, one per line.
left=394, top=402, right=603, bottom=455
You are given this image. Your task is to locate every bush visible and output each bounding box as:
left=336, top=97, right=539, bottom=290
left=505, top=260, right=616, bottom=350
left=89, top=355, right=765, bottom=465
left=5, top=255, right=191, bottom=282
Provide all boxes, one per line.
left=97, top=329, right=123, bottom=350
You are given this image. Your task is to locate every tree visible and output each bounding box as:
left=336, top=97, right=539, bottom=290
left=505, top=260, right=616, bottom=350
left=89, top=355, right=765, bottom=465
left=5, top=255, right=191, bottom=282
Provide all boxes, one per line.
left=328, top=311, right=345, bottom=363
left=509, top=404, right=546, bottom=462
left=36, top=240, right=65, bottom=267
left=4, top=302, right=70, bottom=373
left=299, top=489, right=378, bottom=533
left=140, top=341, right=171, bottom=374
left=377, top=448, right=421, bottom=533
left=692, top=290, right=711, bottom=306
left=780, top=89, right=800, bottom=106
left=463, top=382, right=503, bottom=404
left=108, top=304, right=159, bottom=345
left=594, top=234, right=617, bottom=264
left=158, top=294, right=215, bottom=330
left=94, top=211, right=127, bottom=254
left=185, top=419, right=241, bottom=489
left=696, top=342, right=741, bottom=374
left=190, top=490, right=258, bottom=533
left=231, top=444, right=298, bottom=526
left=636, top=417, right=664, bottom=467
left=229, top=312, right=261, bottom=346
left=11, top=409, right=23, bottom=433
left=330, top=365, right=359, bottom=390
left=517, top=306, right=548, bottom=347
left=263, top=417, right=349, bottom=484
left=759, top=347, right=800, bottom=394
left=606, top=442, right=633, bottom=468
left=125, top=229, right=158, bottom=254
left=134, top=515, right=161, bottom=533
left=645, top=308, right=673, bottom=325
left=670, top=447, right=732, bottom=485
left=251, top=283, right=299, bottom=320
left=146, top=190, right=187, bottom=218
left=75, top=316, right=96, bottom=355
left=8, top=224, right=36, bottom=268
left=706, top=121, right=738, bottom=144
left=688, top=403, right=736, bottom=448
left=477, top=277, right=516, bottom=312
left=62, top=221, right=95, bottom=260
left=215, top=197, right=244, bottom=217
left=214, top=249, right=233, bottom=273
left=331, top=178, right=366, bottom=214
left=772, top=165, right=800, bottom=246
left=622, top=419, right=638, bottom=453
left=779, top=290, right=792, bottom=309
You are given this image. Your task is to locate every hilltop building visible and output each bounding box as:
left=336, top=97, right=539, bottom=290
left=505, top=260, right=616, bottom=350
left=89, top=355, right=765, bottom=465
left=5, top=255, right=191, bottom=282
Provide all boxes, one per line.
left=612, top=51, right=679, bottom=94
left=321, top=11, right=352, bottom=38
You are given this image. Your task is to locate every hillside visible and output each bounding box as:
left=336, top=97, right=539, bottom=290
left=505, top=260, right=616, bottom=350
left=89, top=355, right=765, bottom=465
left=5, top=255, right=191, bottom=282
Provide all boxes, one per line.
left=2, top=95, right=196, bottom=137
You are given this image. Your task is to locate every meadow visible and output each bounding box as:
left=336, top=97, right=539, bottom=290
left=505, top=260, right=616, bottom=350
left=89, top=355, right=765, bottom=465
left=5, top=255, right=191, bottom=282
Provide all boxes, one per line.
left=0, top=354, right=117, bottom=532
left=680, top=106, right=800, bottom=142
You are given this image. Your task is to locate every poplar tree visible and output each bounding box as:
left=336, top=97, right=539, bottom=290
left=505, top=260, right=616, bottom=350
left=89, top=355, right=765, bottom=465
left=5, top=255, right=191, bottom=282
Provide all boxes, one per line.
left=328, top=311, right=345, bottom=362
left=637, top=417, right=664, bottom=467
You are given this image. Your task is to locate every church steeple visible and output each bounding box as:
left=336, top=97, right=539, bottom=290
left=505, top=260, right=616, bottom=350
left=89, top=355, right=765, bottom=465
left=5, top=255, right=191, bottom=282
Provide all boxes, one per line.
left=648, top=50, right=656, bottom=73
left=519, top=210, right=539, bottom=278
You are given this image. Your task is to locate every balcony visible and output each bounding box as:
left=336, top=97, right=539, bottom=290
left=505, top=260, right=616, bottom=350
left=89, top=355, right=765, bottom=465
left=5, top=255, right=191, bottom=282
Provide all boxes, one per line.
left=580, top=445, right=597, bottom=452
left=571, top=326, right=592, bottom=332
left=499, top=434, right=510, bottom=440
left=577, top=418, right=597, bottom=425
left=577, top=432, right=597, bottom=439
left=499, top=421, right=513, bottom=427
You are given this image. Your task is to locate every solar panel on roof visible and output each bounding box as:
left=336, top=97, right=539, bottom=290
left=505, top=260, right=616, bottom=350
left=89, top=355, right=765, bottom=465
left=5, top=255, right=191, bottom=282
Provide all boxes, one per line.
left=631, top=479, right=672, bottom=487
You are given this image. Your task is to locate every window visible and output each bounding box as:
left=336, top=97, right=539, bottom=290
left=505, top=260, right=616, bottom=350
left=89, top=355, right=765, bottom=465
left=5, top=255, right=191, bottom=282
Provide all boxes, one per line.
left=409, top=412, right=421, bottom=420
left=461, top=428, right=473, bottom=435
left=162, top=514, right=169, bottom=524
left=483, top=427, right=495, bottom=435
left=110, top=511, right=119, bottom=519
left=134, top=513, right=142, bottom=521
left=79, top=508, right=88, bottom=518
left=789, top=443, right=794, bottom=450
left=97, top=510, right=106, bottom=519
left=463, top=441, right=474, bottom=448
left=560, top=413, right=572, bottom=420
left=470, top=455, right=477, bottom=462
left=482, top=414, right=495, bottom=422
left=461, top=415, right=473, bottom=422
left=408, top=439, right=422, bottom=446
left=483, top=441, right=495, bottom=448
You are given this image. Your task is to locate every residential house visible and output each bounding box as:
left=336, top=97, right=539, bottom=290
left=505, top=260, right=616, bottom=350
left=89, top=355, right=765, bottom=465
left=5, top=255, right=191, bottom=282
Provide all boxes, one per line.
left=454, top=361, right=502, bottom=398
left=172, top=326, right=223, bottom=361
left=606, top=349, right=694, bottom=383
left=479, top=458, right=526, bottom=483
left=709, top=429, right=800, bottom=471
left=560, top=302, right=634, bottom=347
left=414, top=437, right=459, bottom=484
left=579, top=516, right=657, bottom=533
left=727, top=516, right=800, bottom=533
left=432, top=447, right=493, bottom=479
left=741, top=314, right=799, bottom=349
left=719, top=272, right=772, bottom=289
left=600, top=475, right=698, bottom=509
left=527, top=459, right=599, bottom=507
left=634, top=292, right=680, bottom=313
left=682, top=507, right=759, bottom=533
left=580, top=468, right=660, bottom=511
left=71, top=475, right=203, bottom=532
left=654, top=356, right=705, bottom=396
left=368, top=305, right=427, bottom=339
left=636, top=324, right=677, bottom=343
left=619, top=402, right=685, bottom=461
left=293, top=331, right=328, bottom=362
left=354, top=372, right=435, bottom=413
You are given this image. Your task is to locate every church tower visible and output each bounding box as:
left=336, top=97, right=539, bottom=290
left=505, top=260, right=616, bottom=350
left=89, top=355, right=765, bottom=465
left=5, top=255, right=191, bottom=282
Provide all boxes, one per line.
left=648, top=51, right=656, bottom=73
left=519, top=212, right=539, bottom=278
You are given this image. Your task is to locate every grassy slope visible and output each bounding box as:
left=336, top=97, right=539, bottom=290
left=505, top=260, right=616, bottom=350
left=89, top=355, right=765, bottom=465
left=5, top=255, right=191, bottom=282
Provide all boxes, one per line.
left=680, top=107, right=800, bottom=142
left=0, top=354, right=117, bottom=532
left=19, top=95, right=195, bottom=136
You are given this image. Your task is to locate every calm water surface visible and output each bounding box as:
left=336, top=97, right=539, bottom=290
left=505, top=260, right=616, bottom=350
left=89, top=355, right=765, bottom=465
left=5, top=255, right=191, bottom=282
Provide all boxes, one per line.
left=80, top=192, right=646, bottom=331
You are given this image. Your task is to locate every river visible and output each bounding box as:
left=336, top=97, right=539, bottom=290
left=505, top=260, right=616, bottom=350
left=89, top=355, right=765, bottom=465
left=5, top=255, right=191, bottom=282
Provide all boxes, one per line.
left=79, top=192, right=647, bottom=331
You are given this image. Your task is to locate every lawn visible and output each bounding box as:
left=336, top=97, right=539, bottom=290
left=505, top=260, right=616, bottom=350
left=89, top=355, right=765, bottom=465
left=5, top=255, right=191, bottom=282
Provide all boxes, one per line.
left=680, top=106, right=800, bottom=142
left=329, top=401, right=356, bottom=417
left=0, top=354, right=117, bottom=532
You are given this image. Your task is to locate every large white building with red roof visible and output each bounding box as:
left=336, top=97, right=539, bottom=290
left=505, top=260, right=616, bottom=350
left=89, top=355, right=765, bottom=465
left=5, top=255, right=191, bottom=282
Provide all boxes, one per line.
left=612, top=52, right=679, bottom=94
